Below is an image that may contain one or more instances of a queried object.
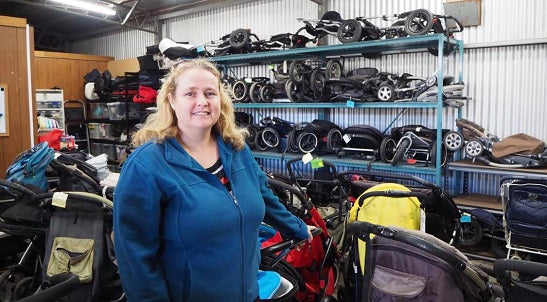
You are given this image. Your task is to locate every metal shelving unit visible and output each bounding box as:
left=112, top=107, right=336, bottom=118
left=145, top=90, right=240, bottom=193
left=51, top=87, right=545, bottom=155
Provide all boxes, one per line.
left=212, top=34, right=464, bottom=185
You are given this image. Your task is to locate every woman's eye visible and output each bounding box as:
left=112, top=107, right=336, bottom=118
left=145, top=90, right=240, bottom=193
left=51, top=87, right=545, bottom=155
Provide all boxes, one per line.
left=206, top=91, right=217, bottom=97
left=185, top=92, right=195, bottom=97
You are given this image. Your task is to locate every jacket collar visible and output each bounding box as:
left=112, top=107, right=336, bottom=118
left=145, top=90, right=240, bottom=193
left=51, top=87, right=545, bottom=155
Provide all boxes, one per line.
left=163, top=136, right=234, bottom=173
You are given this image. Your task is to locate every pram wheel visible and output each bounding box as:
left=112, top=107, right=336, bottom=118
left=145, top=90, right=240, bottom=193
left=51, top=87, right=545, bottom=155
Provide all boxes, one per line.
left=377, top=82, right=395, bottom=101
left=254, top=129, right=270, bottom=151
left=443, top=131, right=464, bottom=151
left=391, top=138, right=410, bottom=165
left=232, top=80, right=249, bottom=102
left=337, top=19, right=362, bottom=43
left=246, top=124, right=260, bottom=149
left=289, top=61, right=306, bottom=83
left=379, top=137, right=397, bottom=163
left=326, top=128, right=343, bottom=153
left=310, top=69, right=326, bottom=94
left=297, top=132, right=319, bottom=153
left=229, top=28, right=250, bottom=50
left=262, top=127, right=281, bottom=149
left=404, top=9, right=434, bottom=36
left=464, top=139, right=484, bottom=157
left=249, top=82, right=263, bottom=102
left=325, top=59, right=343, bottom=79
left=458, top=219, right=484, bottom=247
left=259, top=84, right=275, bottom=103
left=430, top=141, right=447, bottom=166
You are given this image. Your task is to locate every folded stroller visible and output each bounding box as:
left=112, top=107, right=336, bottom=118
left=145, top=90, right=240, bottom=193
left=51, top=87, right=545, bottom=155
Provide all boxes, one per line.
left=494, top=258, right=547, bottom=302
left=347, top=221, right=496, bottom=302
left=500, top=178, right=547, bottom=258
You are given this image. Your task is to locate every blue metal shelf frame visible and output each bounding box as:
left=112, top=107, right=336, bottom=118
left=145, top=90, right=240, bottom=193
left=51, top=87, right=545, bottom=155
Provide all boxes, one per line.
left=212, top=34, right=463, bottom=186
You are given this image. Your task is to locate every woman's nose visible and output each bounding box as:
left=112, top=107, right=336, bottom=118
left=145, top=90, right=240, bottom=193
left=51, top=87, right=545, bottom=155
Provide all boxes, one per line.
left=196, top=94, right=208, bottom=105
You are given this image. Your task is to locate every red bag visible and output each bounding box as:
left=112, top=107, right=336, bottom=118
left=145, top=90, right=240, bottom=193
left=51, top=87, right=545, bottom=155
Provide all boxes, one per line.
left=38, top=129, right=64, bottom=150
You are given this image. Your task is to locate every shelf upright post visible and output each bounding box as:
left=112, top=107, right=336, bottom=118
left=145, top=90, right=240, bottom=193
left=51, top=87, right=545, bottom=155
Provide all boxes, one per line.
left=434, top=34, right=445, bottom=186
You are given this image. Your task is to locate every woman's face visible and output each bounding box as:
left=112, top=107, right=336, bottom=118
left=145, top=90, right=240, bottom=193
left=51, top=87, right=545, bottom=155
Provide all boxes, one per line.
left=168, top=67, right=221, bottom=135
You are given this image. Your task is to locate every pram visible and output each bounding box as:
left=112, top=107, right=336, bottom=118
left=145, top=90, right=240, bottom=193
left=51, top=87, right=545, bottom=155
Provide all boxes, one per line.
left=326, top=125, right=385, bottom=160
left=457, top=118, right=547, bottom=168
left=494, top=258, right=547, bottom=302
left=500, top=178, right=547, bottom=258
left=264, top=177, right=338, bottom=301
left=0, top=179, right=122, bottom=301
left=347, top=221, right=496, bottom=302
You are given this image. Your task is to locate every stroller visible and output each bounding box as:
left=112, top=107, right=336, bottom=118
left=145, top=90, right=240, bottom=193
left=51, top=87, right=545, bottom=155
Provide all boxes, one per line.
left=494, top=258, right=547, bottom=302
left=456, top=118, right=547, bottom=168
left=0, top=179, right=122, bottom=302
left=500, top=178, right=547, bottom=258
left=326, top=125, right=385, bottom=160
left=264, top=177, right=339, bottom=301
left=346, top=221, right=497, bottom=301
left=295, top=119, right=343, bottom=154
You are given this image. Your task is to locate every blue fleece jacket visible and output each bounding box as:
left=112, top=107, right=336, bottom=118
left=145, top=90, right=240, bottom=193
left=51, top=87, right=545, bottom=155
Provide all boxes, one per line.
left=113, top=137, right=308, bottom=302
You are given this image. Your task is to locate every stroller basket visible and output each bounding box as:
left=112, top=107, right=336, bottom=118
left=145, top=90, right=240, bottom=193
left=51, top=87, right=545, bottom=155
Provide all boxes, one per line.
left=348, top=221, right=495, bottom=302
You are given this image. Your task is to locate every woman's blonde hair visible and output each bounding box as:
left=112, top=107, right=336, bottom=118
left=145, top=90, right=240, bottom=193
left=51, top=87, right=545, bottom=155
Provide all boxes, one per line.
left=132, top=58, right=247, bottom=150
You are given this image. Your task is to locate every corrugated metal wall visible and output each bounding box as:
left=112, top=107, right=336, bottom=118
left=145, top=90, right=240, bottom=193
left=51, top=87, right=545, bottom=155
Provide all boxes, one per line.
left=69, top=0, right=547, bottom=196
left=71, top=24, right=157, bottom=60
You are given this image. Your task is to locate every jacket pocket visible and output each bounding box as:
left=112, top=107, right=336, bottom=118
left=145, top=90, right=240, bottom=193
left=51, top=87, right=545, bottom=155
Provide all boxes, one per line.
left=46, top=237, right=94, bottom=283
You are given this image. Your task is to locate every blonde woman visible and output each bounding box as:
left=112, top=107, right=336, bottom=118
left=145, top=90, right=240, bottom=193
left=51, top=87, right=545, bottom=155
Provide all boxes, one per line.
left=113, top=58, right=312, bottom=302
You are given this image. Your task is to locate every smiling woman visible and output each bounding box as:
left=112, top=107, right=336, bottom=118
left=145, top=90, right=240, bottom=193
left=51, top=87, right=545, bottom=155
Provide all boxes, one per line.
left=113, top=57, right=313, bottom=302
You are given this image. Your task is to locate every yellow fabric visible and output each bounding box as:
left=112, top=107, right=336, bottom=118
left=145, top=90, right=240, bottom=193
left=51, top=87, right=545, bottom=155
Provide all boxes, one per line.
left=47, top=237, right=94, bottom=283
left=348, top=183, right=422, bottom=273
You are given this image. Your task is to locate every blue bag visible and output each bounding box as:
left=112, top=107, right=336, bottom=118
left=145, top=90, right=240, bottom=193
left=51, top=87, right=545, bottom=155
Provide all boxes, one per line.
left=6, top=142, right=55, bottom=192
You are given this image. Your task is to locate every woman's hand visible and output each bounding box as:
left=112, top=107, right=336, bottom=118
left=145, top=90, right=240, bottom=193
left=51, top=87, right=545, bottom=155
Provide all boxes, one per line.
left=306, top=225, right=316, bottom=243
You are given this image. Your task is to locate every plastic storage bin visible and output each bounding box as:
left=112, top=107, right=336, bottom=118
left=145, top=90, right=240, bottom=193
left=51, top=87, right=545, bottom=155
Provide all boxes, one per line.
left=90, top=143, right=102, bottom=156
left=102, top=143, right=117, bottom=161
left=88, top=123, right=101, bottom=139
left=107, top=102, right=126, bottom=120
left=89, top=103, right=108, bottom=119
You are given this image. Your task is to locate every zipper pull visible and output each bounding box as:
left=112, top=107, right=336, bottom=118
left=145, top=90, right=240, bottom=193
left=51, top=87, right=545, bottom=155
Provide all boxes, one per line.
left=229, top=191, right=239, bottom=205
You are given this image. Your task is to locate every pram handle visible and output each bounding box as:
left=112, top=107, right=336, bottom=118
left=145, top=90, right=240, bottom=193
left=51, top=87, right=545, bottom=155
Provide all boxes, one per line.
left=493, top=259, right=547, bottom=287
left=267, top=178, right=308, bottom=206
left=0, top=179, right=41, bottom=196
left=261, top=227, right=322, bottom=256
left=338, top=170, right=436, bottom=189
left=32, top=191, right=113, bottom=209
left=18, top=273, right=80, bottom=302
left=285, top=157, right=338, bottom=181
left=356, top=190, right=431, bottom=206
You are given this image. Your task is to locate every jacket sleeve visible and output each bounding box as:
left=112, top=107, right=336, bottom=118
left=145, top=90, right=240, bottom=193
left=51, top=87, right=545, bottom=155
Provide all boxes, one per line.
left=256, top=165, right=309, bottom=240
left=113, top=157, right=170, bottom=301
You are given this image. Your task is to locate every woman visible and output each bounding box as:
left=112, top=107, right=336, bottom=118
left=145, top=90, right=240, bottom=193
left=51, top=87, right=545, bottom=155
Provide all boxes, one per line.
left=113, top=58, right=312, bottom=302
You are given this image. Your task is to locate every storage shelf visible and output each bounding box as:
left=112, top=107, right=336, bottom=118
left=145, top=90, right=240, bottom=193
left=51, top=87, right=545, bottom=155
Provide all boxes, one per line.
left=212, top=34, right=457, bottom=65
left=453, top=193, right=503, bottom=213
left=448, top=159, right=547, bottom=179
left=234, top=101, right=439, bottom=109
left=252, top=151, right=437, bottom=175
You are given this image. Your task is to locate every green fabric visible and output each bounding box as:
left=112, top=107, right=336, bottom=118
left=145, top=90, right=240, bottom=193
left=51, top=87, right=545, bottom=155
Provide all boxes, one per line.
left=47, top=237, right=94, bottom=283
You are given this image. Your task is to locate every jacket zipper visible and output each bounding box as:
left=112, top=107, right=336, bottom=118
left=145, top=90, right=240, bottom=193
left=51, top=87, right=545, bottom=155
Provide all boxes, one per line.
left=227, top=187, right=245, bottom=302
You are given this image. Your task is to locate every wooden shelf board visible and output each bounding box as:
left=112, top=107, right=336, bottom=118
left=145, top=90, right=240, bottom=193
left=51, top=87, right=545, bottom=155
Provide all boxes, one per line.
left=453, top=193, right=502, bottom=211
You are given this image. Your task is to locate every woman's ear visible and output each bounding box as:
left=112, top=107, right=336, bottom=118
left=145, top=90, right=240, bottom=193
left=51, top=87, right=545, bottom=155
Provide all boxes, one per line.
left=167, top=93, right=175, bottom=109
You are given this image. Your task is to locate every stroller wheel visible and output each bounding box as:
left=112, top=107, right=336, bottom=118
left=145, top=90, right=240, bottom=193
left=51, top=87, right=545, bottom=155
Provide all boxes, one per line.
left=430, top=141, right=448, bottom=166
left=443, top=131, right=464, bottom=151
left=337, top=19, right=363, bottom=43
left=259, top=84, right=275, bottom=103
left=232, top=80, right=249, bottom=102
left=457, top=219, right=483, bottom=247
left=326, top=128, right=343, bottom=153
left=325, top=59, right=343, bottom=79
left=464, top=139, right=484, bottom=157
left=379, top=137, right=397, bottom=163
left=297, top=132, right=318, bottom=153
left=377, top=82, right=395, bottom=101
left=246, top=124, right=260, bottom=149
left=229, top=28, right=250, bottom=50
left=262, top=127, right=281, bottom=149
left=391, top=138, right=410, bottom=166
left=404, top=9, right=434, bottom=36
left=249, top=82, right=263, bottom=103
left=254, top=129, right=270, bottom=151
left=289, top=61, right=306, bottom=83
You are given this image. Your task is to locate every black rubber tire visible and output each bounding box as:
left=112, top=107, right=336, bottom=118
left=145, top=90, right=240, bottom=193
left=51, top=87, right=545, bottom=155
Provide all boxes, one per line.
left=229, top=28, right=250, bottom=50
left=297, top=132, right=318, bottom=153
left=249, top=82, right=263, bottom=103
left=289, top=61, right=306, bottom=83
left=232, top=80, right=248, bottom=102
left=337, top=19, right=363, bottom=43
left=490, top=230, right=508, bottom=259
left=259, top=84, right=275, bottom=103
left=245, top=124, right=260, bottom=149
left=379, top=137, right=397, bottom=163
left=326, top=128, right=343, bottom=153
left=404, top=9, right=434, bottom=36
left=287, top=128, right=301, bottom=153
left=254, top=129, right=269, bottom=151
left=262, top=127, right=281, bottom=149
left=310, top=69, right=326, bottom=94
left=325, top=59, right=343, bottom=79
left=457, top=219, right=484, bottom=247
left=285, top=80, right=298, bottom=102
left=430, top=141, right=448, bottom=166
left=391, top=138, right=410, bottom=166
